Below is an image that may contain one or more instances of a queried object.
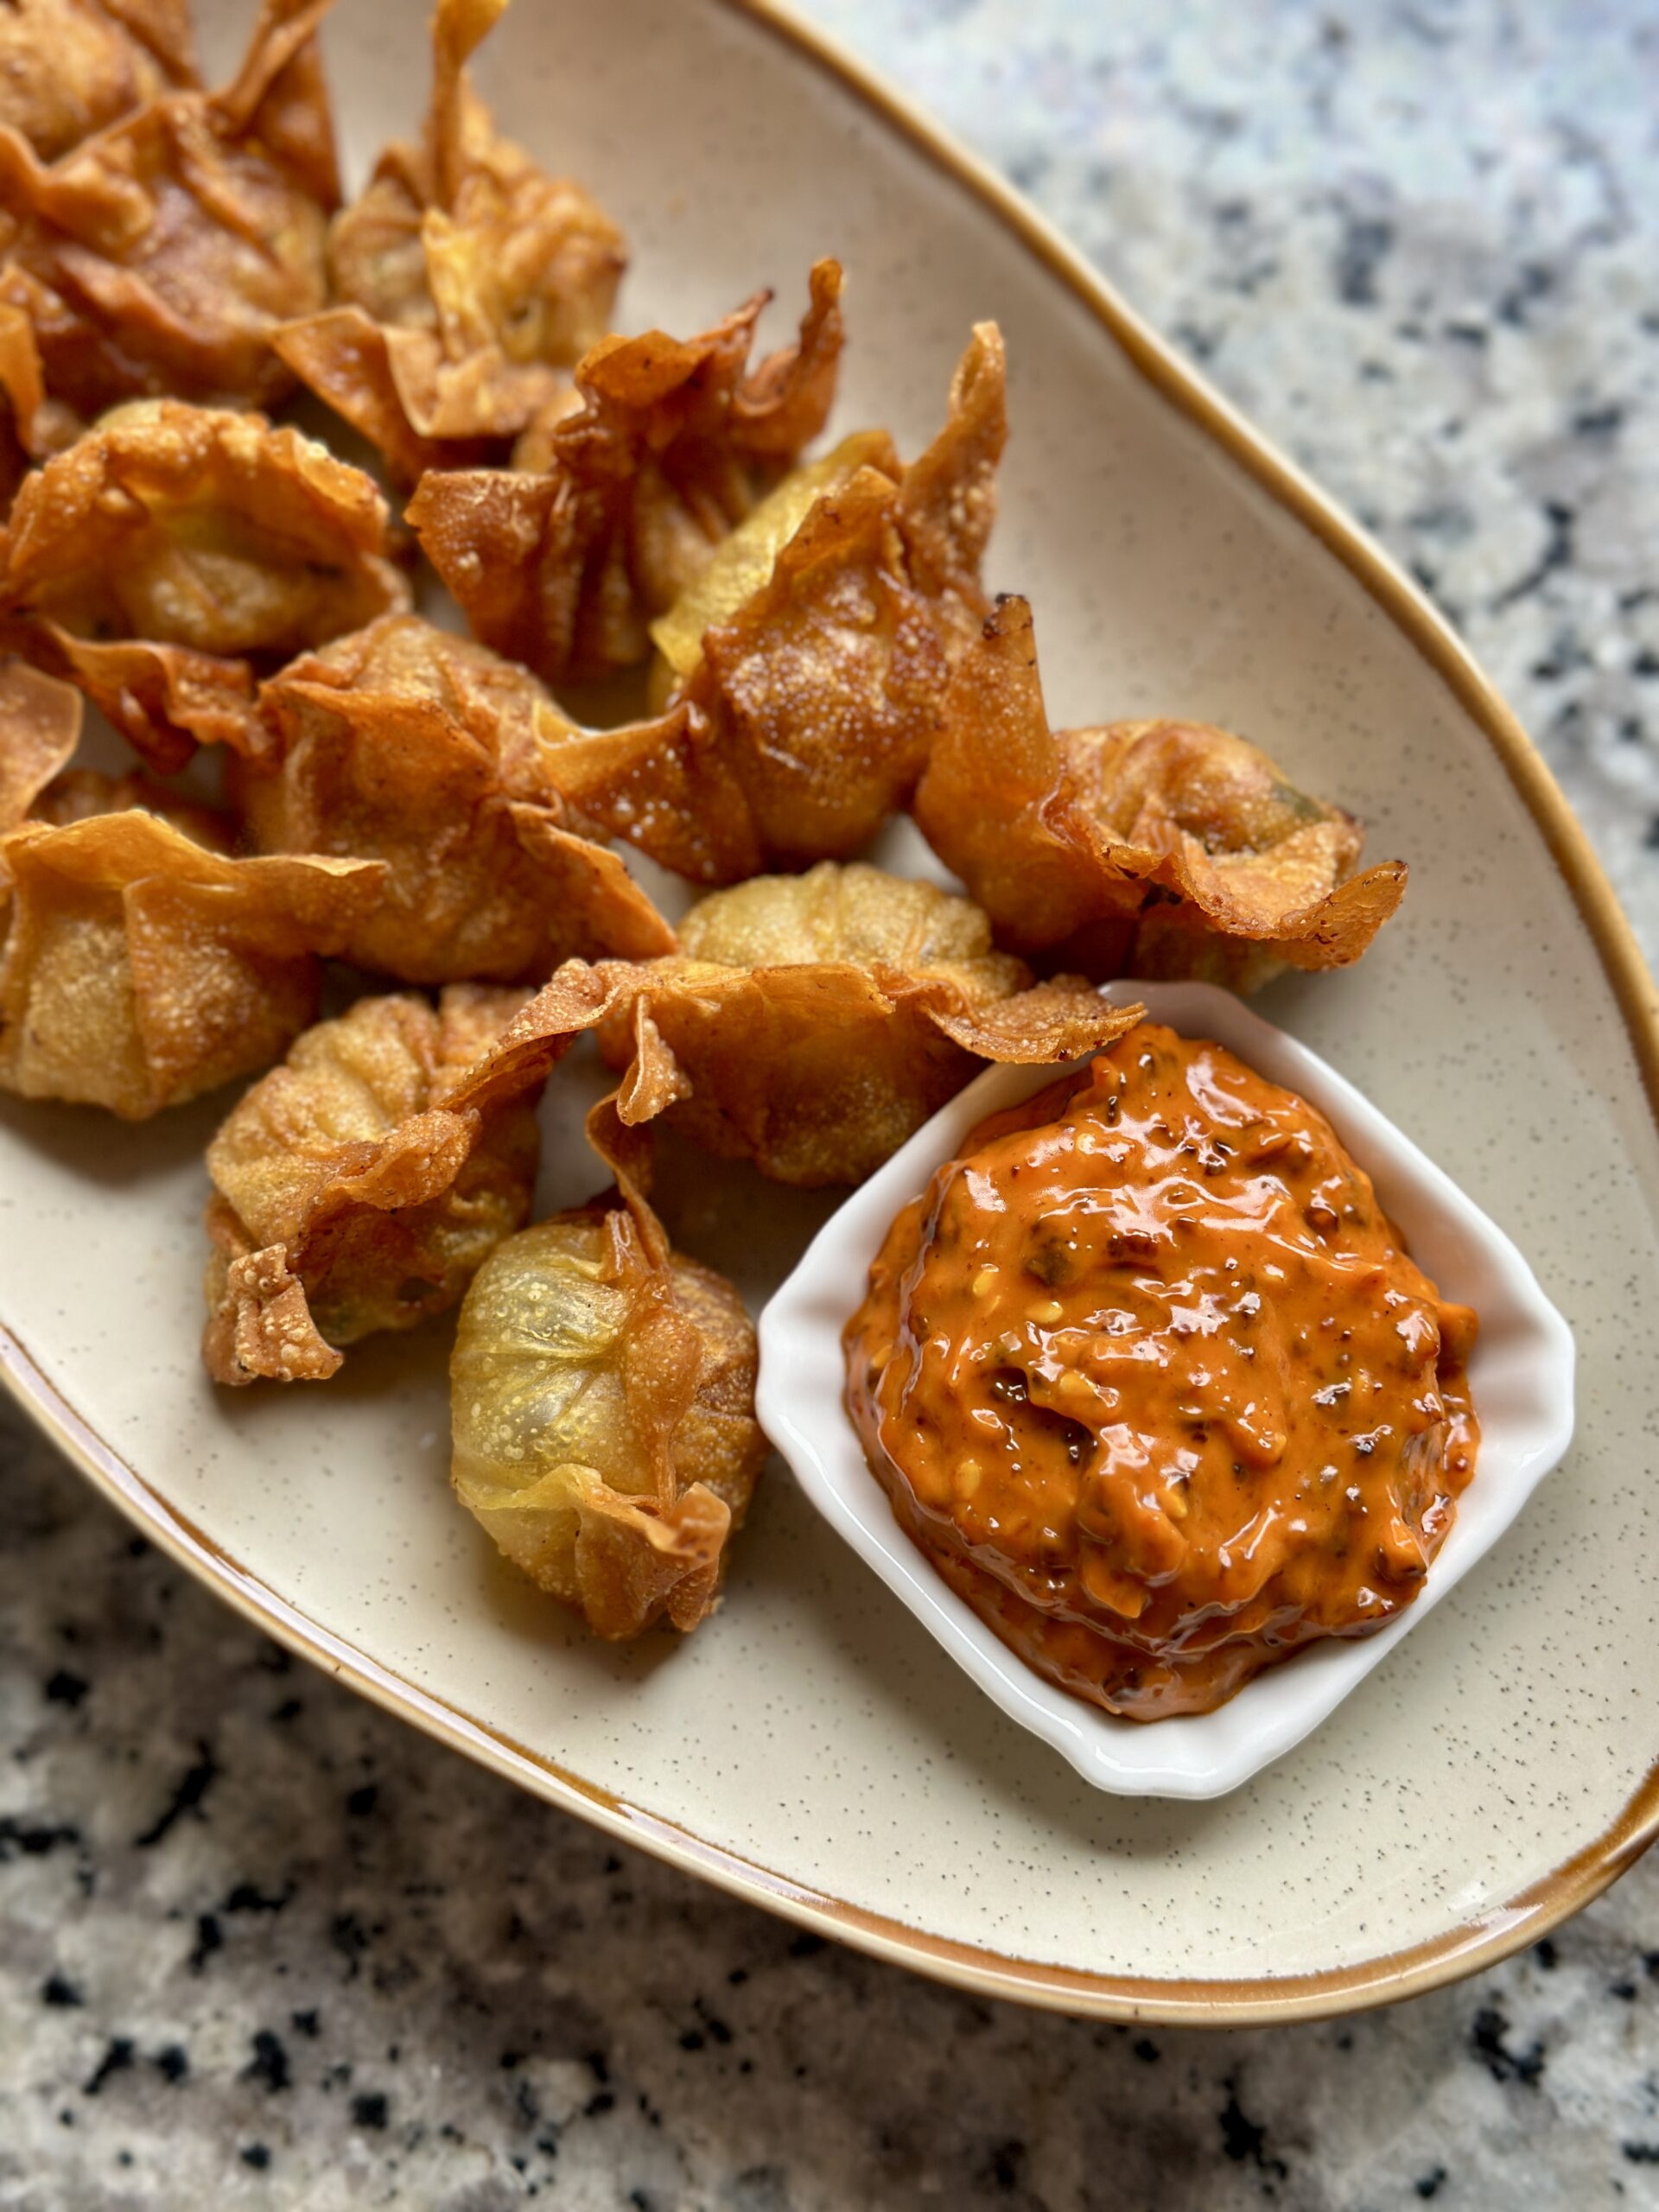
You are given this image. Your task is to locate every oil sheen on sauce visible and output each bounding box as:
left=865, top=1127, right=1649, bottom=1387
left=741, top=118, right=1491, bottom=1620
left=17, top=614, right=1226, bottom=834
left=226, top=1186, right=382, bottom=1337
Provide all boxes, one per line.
left=843, top=1022, right=1479, bottom=1720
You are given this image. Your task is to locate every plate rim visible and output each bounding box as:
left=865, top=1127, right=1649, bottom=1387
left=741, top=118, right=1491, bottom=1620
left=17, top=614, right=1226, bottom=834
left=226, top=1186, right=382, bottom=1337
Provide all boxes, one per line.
left=4, top=0, right=1658, bottom=2024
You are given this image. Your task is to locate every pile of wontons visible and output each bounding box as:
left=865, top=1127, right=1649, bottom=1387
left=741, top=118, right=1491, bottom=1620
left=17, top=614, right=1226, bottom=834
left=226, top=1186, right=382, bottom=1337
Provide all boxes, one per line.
left=0, top=0, right=1408, bottom=1643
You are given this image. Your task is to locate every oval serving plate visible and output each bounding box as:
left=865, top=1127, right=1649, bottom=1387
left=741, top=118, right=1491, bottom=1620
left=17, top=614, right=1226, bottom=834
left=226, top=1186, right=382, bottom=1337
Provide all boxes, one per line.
left=758, top=979, right=1577, bottom=1802
left=4, top=0, right=1659, bottom=2024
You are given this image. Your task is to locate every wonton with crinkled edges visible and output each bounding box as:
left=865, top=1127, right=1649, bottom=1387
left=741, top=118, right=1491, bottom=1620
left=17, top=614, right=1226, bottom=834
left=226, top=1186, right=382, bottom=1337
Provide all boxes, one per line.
left=0, top=400, right=409, bottom=769
left=408, top=257, right=845, bottom=684
left=594, top=862, right=1144, bottom=1186
left=0, top=806, right=381, bottom=1117
left=451, top=1095, right=766, bottom=1639
left=274, top=0, right=624, bottom=486
left=0, top=1, right=197, bottom=162
left=0, top=0, right=340, bottom=442
left=531, top=322, right=1007, bottom=882
left=238, top=613, right=673, bottom=982
left=201, top=961, right=629, bottom=1382
left=913, top=596, right=1408, bottom=990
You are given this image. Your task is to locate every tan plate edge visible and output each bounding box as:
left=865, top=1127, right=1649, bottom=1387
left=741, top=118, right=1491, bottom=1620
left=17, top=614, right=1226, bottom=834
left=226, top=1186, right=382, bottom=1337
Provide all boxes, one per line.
left=5, top=0, right=1659, bottom=2028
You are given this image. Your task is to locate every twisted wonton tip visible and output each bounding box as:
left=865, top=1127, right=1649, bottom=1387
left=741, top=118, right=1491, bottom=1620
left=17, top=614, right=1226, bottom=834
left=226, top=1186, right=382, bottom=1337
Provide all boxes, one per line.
left=913, top=594, right=1406, bottom=989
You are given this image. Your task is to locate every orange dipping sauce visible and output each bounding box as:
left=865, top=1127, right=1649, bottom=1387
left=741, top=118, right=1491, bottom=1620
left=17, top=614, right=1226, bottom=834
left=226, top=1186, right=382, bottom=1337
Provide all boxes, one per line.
left=843, top=1022, right=1479, bottom=1720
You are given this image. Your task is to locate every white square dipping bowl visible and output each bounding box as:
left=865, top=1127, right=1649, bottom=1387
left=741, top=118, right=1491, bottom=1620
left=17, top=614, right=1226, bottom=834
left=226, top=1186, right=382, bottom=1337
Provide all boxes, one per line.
left=754, top=979, right=1576, bottom=1801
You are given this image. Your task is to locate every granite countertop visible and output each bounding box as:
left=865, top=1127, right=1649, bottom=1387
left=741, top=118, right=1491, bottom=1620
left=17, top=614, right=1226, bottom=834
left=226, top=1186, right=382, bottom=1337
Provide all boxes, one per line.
left=4, top=2, right=1659, bottom=2206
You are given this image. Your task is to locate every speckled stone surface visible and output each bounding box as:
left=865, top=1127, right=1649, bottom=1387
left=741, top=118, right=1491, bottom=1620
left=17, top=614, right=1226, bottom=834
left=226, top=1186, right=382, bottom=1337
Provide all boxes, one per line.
left=4, top=2, right=1659, bottom=2206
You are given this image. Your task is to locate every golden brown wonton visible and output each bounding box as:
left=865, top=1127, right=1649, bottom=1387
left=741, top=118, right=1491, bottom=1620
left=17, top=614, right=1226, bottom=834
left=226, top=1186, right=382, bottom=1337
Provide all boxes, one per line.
left=238, top=613, right=675, bottom=982
left=912, top=596, right=1408, bottom=989
left=406, top=258, right=845, bottom=684
left=200, top=960, right=625, bottom=1383
left=0, top=401, right=410, bottom=770
left=0, top=809, right=380, bottom=1116
left=450, top=1096, right=765, bottom=1638
left=0, top=0, right=196, bottom=162
left=592, top=861, right=1141, bottom=1186
left=0, top=0, right=338, bottom=435
left=273, top=0, right=624, bottom=488
left=531, top=322, right=1007, bottom=882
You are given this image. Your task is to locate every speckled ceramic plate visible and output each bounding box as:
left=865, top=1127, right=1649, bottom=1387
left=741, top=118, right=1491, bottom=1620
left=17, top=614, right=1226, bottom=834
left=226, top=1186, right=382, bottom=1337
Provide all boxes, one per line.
left=3, top=0, right=1657, bottom=2024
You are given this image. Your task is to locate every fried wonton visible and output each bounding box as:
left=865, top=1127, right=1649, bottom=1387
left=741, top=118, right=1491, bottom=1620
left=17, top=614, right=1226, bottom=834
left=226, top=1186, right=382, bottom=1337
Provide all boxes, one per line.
left=0, top=809, right=380, bottom=1116
left=591, top=861, right=1142, bottom=1186
left=0, top=0, right=196, bottom=162
left=450, top=1096, right=765, bottom=1638
left=0, top=0, right=339, bottom=433
left=238, top=613, right=674, bottom=982
left=530, top=322, right=1007, bottom=881
left=912, top=596, right=1408, bottom=989
left=200, top=959, right=625, bottom=1383
left=0, top=401, right=410, bottom=770
left=406, top=258, right=845, bottom=684
left=273, top=0, right=624, bottom=488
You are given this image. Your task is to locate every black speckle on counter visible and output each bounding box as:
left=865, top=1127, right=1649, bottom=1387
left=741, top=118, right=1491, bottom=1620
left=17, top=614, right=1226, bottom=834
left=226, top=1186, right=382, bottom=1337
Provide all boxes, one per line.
left=43, top=1669, right=87, bottom=1707
left=1415, top=2166, right=1448, bottom=2199
left=224, top=1880, right=292, bottom=1916
left=150, top=2044, right=189, bottom=2085
left=41, top=1972, right=83, bottom=2007
left=82, top=2038, right=135, bottom=2096
left=0, top=1813, right=82, bottom=1861
left=351, top=2092, right=389, bottom=2131
left=1218, top=2082, right=1289, bottom=2178
left=188, top=1914, right=221, bottom=1974
left=133, top=1744, right=218, bottom=1848
left=1470, top=2005, right=1547, bottom=2089
left=242, top=2031, right=291, bottom=2094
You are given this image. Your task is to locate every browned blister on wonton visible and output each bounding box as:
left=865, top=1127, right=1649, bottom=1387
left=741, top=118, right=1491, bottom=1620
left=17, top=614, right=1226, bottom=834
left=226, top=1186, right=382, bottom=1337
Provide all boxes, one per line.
left=273, top=0, right=624, bottom=487
left=0, top=0, right=339, bottom=435
left=531, top=322, right=1007, bottom=882
left=237, top=613, right=674, bottom=982
left=912, top=596, right=1407, bottom=991
left=0, top=401, right=410, bottom=769
left=0, top=808, right=381, bottom=1117
left=588, top=861, right=1141, bottom=1187
left=449, top=1095, right=766, bottom=1638
left=407, top=258, right=845, bottom=684
left=0, top=0, right=196, bottom=162
left=200, top=959, right=634, bottom=1383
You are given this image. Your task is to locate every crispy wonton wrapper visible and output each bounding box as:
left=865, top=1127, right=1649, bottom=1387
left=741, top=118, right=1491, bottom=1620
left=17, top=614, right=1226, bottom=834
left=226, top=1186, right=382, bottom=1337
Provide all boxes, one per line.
left=0, top=0, right=338, bottom=431
left=590, top=861, right=1142, bottom=1186
left=912, top=596, right=1408, bottom=989
left=274, top=0, right=624, bottom=487
left=200, top=960, right=632, bottom=1384
left=0, top=0, right=196, bottom=162
left=531, top=323, right=1007, bottom=881
left=450, top=1093, right=765, bottom=1639
left=0, top=656, right=81, bottom=836
left=238, top=613, right=674, bottom=982
left=0, top=401, right=410, bottom=770
left=407, top=258, right=844, bottom=683
left=0, top=810, right=381, bottom=1117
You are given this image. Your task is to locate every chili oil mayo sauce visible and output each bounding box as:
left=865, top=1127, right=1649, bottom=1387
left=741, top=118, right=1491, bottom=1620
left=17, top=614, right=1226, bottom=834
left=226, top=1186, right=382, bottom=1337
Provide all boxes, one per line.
left=843, top=1022, right=1479, bottom=1720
